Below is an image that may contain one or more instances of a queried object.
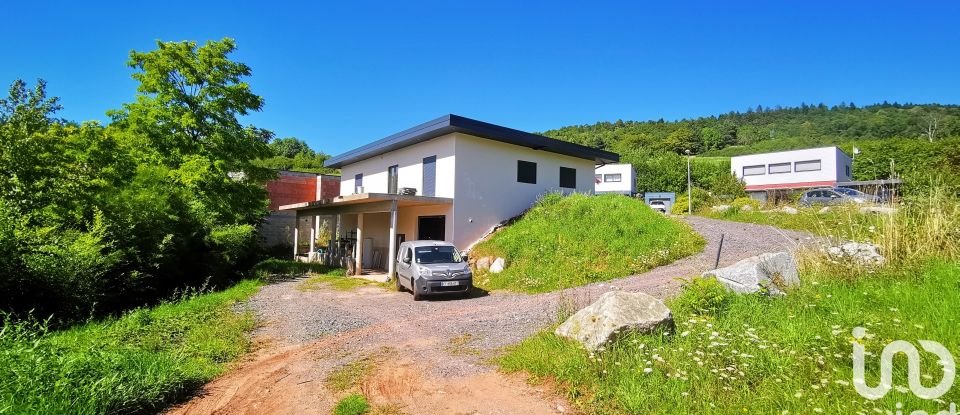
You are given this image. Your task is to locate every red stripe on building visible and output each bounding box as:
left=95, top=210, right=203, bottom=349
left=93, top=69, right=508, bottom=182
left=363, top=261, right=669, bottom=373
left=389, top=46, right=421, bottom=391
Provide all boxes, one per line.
left=745, top=180, right=836, bottom=191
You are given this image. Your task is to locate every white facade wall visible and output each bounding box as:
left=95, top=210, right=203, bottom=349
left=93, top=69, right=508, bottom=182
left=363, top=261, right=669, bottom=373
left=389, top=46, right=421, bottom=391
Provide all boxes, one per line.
left=338, top=134, right=456, bottom=197
left=731, top=147, right=852, bottom=190
left=452, top=133, right=595, bottom=249
left=594, top=163, right=635, bottom=195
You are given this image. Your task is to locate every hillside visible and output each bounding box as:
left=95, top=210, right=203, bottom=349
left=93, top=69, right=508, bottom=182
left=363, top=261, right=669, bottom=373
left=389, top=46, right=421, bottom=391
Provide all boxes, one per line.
left=542, top=103, right=960, bottom=191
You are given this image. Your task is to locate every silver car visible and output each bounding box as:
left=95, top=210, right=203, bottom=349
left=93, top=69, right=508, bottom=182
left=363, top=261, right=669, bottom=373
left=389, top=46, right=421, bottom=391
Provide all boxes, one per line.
left=799, top=188, right=877, bottom=206
left=395, top=241, right=473, bottom=300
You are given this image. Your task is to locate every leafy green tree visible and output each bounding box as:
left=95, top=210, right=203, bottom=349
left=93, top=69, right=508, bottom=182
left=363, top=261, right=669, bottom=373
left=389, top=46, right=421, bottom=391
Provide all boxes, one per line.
left=665, top=127, right=699, bottom=154
left=269, top=137, right=313, bottom=158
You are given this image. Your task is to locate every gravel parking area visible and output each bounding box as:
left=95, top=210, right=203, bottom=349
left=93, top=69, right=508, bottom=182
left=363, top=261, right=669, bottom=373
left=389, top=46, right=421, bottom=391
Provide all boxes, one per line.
left=171, top=217, right=814, bottom=415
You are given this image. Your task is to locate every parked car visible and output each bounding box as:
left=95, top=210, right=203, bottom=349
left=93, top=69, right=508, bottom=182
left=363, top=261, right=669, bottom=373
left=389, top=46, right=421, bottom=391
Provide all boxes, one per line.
left=799, top=188, right=876, bottom=206
left=395, top=241, right=473, bottom=300
left=832, top=187, right=882, bottom=203
left=648, top=200, right=667, bottom=213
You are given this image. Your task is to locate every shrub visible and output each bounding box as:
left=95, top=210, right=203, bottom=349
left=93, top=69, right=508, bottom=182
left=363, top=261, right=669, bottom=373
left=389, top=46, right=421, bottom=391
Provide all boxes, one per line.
left=669, top=277, right=734, bottom=316
left=670, top=188, right=714, bottom=215
left=333, top=394, right=370, bottom=415
left=730, top=197, right=761, bottom=210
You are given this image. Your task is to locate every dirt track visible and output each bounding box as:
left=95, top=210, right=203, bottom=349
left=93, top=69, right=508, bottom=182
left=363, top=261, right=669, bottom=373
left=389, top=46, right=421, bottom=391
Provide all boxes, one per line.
left=168, top=217, right=813, bottom=415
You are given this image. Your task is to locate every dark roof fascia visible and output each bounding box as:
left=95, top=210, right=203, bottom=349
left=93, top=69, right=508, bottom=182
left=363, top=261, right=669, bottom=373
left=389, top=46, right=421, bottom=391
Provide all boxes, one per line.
left=324, top=114, right=619, bottom=168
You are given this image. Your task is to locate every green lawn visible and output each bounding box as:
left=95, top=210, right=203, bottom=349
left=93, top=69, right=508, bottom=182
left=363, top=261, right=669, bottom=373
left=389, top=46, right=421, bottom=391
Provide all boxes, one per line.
left=471, top=193, right=705, bottom=293
left=0, top=280, right=261, bottom=414
left=499, top=260, right=960, bottom=414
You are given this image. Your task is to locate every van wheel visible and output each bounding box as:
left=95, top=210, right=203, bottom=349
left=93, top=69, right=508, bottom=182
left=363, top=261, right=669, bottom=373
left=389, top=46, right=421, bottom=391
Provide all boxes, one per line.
left=394, top=275, right=404, bottom=292
left=412, top=283, right=423, bottom=301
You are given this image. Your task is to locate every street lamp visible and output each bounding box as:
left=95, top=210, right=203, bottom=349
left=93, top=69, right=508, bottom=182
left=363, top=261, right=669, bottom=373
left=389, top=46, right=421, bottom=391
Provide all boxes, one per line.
left=685, top=149, right=692, bottom=215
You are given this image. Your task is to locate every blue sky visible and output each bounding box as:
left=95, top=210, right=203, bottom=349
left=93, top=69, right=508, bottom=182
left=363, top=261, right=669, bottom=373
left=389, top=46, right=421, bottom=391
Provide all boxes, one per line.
left=3, top=1, right=959, bottom=155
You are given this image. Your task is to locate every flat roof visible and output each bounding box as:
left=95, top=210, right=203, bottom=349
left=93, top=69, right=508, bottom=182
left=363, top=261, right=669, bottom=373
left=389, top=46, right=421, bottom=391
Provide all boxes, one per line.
left=279, top=193, right=453, bottom=212
left=324, top=114, right=619, bottom=168
left=731, top=146, right=847, bottom=159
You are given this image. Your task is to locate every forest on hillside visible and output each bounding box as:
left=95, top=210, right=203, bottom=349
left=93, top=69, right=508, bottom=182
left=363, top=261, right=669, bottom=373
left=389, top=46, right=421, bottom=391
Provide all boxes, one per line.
left=543, top=103, right=960, bottom=193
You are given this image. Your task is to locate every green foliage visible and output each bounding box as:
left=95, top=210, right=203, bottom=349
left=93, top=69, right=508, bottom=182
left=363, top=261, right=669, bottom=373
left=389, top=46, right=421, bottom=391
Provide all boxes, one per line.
left=670, top=277, right=734, bottom=316
left=670, top=188, right=713, bottom=215
left=471, top=193, right=704, bottom=293
left=333, top=394, right=370, bottom=415
left=499, top=260, right=960, bottom=414
left=0, top=279, right=260, bottom=414
left=729, top=197, right=761, bottom=210
left=0, top=38, right=277, bottom=324
left=255, top=135, right=338, bottom=174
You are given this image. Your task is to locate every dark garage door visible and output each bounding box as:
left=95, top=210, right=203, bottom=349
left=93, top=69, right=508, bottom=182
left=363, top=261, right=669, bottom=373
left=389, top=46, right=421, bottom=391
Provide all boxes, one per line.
left=417, top=216, right=445, bottom=241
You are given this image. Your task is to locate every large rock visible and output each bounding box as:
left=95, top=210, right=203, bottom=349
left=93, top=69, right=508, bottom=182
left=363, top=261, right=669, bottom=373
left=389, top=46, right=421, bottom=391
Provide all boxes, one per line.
left=702, top=251, right=799, bottom=295
left=489, top=257, right=506, bottom=273
left=555, top=291, right=673, bottom=352
left=475, top=256, right=493, bottom=271
left=780, top=206, right=799, bottom=215
left=826, top=241, right=885, bottom=265
left=860, top=206, right=897, bottom=215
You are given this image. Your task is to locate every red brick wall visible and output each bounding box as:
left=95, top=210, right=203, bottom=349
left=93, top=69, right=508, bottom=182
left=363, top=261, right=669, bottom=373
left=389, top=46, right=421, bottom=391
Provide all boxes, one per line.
left=265, top=172, right=342, bottom=211
left=319, top=175, right=341, bottom=200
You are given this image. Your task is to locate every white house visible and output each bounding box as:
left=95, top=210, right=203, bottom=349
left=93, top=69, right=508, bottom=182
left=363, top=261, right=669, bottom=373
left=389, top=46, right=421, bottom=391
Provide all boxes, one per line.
left=594, top=163, right=635, bottom=195
left=731, top=146, right=852, bottom=199
left=280, top=114, right=618, bottom=278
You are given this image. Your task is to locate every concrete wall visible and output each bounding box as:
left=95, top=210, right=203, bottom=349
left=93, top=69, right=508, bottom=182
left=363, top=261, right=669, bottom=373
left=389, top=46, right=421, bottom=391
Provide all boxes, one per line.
left=594, top=163, right=635, bottom=195
left=452, top=133, right=595, bottom=249
left=338, top=134, right=456, bottom=197
left=261, top=172, right=340, bottom=248
left=731, top=146, right=852, bottom=190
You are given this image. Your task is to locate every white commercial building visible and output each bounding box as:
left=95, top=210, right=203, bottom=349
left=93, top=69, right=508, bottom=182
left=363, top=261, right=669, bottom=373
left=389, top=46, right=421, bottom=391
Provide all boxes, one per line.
left=731, top=146, right=853, bottom=199
left=594, top=163, right=635, bottom=195
left=281, top=114, right=618, bottom=278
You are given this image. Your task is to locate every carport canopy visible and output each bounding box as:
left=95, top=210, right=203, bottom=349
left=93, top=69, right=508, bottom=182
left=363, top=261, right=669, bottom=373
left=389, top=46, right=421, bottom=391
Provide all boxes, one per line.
left=279, top=193, right=453, bottom=278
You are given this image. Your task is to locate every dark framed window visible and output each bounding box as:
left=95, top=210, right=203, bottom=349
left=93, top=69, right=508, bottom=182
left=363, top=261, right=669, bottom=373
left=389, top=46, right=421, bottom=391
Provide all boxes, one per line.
left=742, top=165, right=765, bottom=176
left=387, top=165, right=399, bottom=194
left=354, top=173, right=363, bottom=193
left=603, top=173, right=621, bottom=183
left=794, top=159, right=822, bottom=172
left=845, top=165, right=851, bottom=177
left=559, top=167, right=576, bottom=188
left=517, top=160, right=537, bottom=184
left=768, top=162, right=791, bottom=174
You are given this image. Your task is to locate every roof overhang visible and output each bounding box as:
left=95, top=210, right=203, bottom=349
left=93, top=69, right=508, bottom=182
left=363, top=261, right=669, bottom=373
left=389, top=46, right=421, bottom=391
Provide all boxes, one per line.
left=324, top=114, right=619, bottom=168
left=280, top=193, right=452, bottom=216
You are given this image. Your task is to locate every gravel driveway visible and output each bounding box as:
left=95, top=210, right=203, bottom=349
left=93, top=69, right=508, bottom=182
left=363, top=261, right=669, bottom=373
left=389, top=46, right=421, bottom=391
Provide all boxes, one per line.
left=170, top=217, right=814, bottom=415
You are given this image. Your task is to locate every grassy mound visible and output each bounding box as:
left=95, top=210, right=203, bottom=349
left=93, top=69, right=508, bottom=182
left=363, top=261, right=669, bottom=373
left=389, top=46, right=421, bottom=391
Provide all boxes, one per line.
left=471, top=193, right=704, bottom=293
left=0, top=280, right=261, bottom=414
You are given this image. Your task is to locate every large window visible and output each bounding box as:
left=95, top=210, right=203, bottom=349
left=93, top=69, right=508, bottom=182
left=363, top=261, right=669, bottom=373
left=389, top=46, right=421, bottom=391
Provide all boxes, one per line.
left=603, top=173, right=622, bottom=182
left=387, top=165, right=398, bottom=194
left=768, top=162, right=791, bottom=174
left=742, top=165, right=766, bottom=176
left=354, top=173, right=363, bottom=193
left=517, top=160, right=537, bottom=184
left=422, top=156, right=436, bottom=196
left=795, top=159, right=822, bottom=172
left=560, top=167, right=577, bottom=188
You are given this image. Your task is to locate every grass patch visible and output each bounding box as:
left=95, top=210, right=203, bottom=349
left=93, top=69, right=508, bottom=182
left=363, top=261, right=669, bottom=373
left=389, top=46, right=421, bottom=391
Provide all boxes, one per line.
left=253, top=258, right=338, bottom=280
left=471, top=193, right=705, bottom=293
left=333, top=393, right=371, bottom=415
left=298, top=268, right=378, bottom=291
left=326, top=357, right=376, bottom=392
left=704, top=203, right=886, bottom=241
left=500, top=260, right=960, bottom=414
left=0, top=279, right=261, bottom=414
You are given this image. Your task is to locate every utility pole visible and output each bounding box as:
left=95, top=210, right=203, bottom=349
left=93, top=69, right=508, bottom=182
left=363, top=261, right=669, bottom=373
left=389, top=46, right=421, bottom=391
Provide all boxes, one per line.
left=685, top=150, right=692, bottom=215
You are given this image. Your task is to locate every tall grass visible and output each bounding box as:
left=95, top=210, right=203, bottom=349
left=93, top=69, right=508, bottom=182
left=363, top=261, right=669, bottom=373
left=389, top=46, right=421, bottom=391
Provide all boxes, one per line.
left=471, top=193, right=705, bottom=293
left=0, top=280, right=261, bottom=414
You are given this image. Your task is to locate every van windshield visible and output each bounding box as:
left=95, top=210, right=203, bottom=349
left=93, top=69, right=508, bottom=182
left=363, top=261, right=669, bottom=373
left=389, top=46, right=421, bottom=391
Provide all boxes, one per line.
left=414, top=246, right=463, bottom=264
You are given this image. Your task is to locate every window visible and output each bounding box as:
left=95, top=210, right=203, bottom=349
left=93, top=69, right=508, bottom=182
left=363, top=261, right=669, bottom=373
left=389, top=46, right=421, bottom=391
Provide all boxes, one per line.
left=594, top=174, right=602, bottom=184
left=603, top=173, right=622, bottom=182
left=845, top=165, right=851, bottom=178
left=354, top=173, right=363, bottom=193
left=387, top=165, right=398, bottom=194
left=422, top=156, right=436, bottom=196
left=517, top=160, right=537, bottom=184
left=795, top=159, right=822, bottom=172
left=742, top=165, right=766, bottom=176
left=560, top=167, right=576, bottom=188
left=414, top=245, right=464, bottom=264
left=768, top=162, right=791, bottom=174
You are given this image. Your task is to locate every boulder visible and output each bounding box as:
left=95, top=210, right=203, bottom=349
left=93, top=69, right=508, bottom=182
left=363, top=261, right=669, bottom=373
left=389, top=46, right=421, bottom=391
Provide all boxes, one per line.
left=475, top=256, right=493, bottom=271
left=711, top=205, right=732, bottom=213
left=780, top=206, right=799, bottom=215
left=489, top=257, right=506, bottom=273
left=555, top=291, right=673, bottom=352
left=860, top=206, right=897, bottom=215
left=740, top=205, right=754, bottom=212
left=826, top=241, right=885, bottom=265
left=818, top=206, right=832, bottom=214
left=702, top=251, right=799, bottom=295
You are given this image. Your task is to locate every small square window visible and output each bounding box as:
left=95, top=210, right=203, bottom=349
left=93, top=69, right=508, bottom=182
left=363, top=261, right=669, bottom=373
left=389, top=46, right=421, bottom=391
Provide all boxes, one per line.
left=560, top=167, right=576, bottom=188
left=517, top=160, right=537, bottom=184
left=603, top=174, right=622, bottom=183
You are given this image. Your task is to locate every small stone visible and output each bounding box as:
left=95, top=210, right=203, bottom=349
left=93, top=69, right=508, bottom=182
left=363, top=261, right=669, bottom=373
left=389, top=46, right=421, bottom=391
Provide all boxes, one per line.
left=711, top=205, right=732, bottom=213
left=818, top=206, right=832, bottom=214
left=860, top=206, right=896, bottom=215
left=489, top=257, right=506, bottom=273
left=740, top=205, right=754, bottom=212
left=780, top=206, right=799, bottom=214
